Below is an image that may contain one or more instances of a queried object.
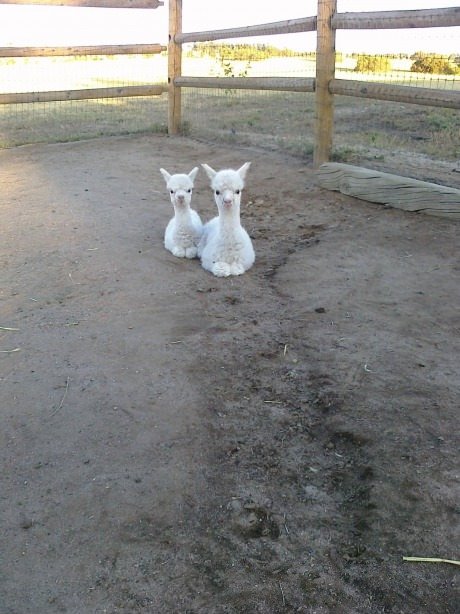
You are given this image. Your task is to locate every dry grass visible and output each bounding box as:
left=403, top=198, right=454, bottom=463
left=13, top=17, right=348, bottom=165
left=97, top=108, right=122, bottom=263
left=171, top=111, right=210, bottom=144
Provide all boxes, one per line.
left=0, top=55, right=458, bottom=169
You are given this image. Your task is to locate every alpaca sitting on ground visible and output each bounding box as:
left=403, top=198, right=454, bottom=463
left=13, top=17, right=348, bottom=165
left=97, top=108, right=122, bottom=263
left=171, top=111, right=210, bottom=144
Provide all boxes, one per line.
left=160, top=167, right=203, bottom=258
left=198, top=162, right=255, bottom=277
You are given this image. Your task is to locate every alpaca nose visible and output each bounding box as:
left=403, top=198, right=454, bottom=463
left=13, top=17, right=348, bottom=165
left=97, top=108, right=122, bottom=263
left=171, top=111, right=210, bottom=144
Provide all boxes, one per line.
left=176, top=191, right=185, bottom=202
left=222, top=190, right=233, bottom=205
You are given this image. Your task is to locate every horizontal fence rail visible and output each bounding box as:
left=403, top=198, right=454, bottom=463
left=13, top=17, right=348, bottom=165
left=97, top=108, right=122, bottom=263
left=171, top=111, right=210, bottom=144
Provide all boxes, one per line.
left=0, top=85, right=167, bottom=105
left=0, top=44, right=166, bottom=57
left=175, top=17, right=317, bottom=44
left=0, top=0, right=164, bottom=7
left=174, top=76, right=315, bottom=93
left=330, top=79, right=460, bottom=110
left=333, top=7, right=460, bottom=29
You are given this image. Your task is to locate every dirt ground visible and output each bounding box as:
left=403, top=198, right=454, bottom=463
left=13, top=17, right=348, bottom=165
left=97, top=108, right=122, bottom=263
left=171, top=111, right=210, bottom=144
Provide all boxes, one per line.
left=0, top=134, right=458, bottom=613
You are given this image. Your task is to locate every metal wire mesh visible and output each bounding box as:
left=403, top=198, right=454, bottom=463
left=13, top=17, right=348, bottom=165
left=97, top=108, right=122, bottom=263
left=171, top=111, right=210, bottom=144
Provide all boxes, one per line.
left=336, top=52, right=459, bottom=89
left=182, top=88, right=316, bottom=158
left=0, top=97, right=168, bottom=148
left=181, top=41, right=459, bottom=170
left=0, top=52, right=168, bottom=147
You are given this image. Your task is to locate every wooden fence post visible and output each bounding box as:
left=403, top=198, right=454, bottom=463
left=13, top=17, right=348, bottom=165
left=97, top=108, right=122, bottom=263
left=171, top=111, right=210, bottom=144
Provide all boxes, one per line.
left=168, top=0, right=182, bottom=134
left=314, top=0, right=337, bottom=167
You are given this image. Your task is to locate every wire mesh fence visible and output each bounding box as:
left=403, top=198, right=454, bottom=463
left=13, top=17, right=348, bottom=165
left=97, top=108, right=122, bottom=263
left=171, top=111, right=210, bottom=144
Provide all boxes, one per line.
left=181, top=42, right=459, bottom=172
left=0, top=97, right=168, bottom=148
left=0, top=51, right=168, bottom=147
left=182, top=88, right=316, bottom=158
left=337, top=52, right=459, bottom=89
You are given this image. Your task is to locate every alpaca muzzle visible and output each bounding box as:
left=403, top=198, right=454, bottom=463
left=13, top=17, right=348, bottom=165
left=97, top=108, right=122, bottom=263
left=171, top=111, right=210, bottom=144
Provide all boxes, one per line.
left=175, top=191, right=186, bottom=204
left=222, top=190, right=234, bottom=208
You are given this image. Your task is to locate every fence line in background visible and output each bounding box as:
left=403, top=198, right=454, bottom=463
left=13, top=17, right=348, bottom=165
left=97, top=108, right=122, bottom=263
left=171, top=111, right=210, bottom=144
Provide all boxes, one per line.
left=0, top=44, right=168, bottom=104
left=0, top=1, right=459, bottom=168
left=168, top=0, right=460, bottom=166
left=0, top=2, right=167, bottom=105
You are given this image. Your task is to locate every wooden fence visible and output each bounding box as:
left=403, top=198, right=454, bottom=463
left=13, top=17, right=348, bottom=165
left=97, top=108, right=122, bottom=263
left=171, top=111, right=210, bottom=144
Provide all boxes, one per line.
left=1, top=0, right=459, bottom=173
left=167, top=0, right=460, bottom=166
left=0, top=1, right=168, bottom=104
left=0, top=42, right=167, bottom=104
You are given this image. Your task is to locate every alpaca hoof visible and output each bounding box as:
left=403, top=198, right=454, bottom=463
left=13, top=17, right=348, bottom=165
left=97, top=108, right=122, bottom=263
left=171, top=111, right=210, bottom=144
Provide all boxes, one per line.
left=185, top=247, right=198, bottom=259
left=230, top=263, right=246, bottom=276
left=171, top=246, right=186, bottom=258
left=211, top=262, right=232, bottom=277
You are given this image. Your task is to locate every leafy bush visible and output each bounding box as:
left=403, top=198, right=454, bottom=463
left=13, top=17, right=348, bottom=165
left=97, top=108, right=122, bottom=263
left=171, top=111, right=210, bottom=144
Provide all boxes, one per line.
left=354, top=55, right=391, bottom=73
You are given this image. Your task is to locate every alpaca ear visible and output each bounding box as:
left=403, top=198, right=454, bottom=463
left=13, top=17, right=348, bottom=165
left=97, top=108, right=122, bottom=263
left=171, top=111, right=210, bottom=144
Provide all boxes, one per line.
left=201, top=163, right=216, bottom=181
left=237, top=162, right=251, bottom=181
left=160, top=168, right=171, bottom=183
left=188, top=167, right=199, bottom=182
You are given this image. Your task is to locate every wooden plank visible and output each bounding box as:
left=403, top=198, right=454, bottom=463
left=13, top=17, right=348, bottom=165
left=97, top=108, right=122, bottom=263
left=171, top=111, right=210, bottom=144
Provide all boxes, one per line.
left=168, top=0, right=182, bottom=135
left=333, top=7, right=460, bottom=30
left=0, top=84, right=167, bottom=104
left=176, top=17, right=317, bottom=44
left=314, top=0, right=336, bottom=167
left=0, top=1, right=164, bottom=8
left=330, top=79, right=460, bottom=110
left=0, top=44, right=166, bottom=57
left=317, top=163, right=460, bottom=220
left=174, top=76, right=315, bottom=93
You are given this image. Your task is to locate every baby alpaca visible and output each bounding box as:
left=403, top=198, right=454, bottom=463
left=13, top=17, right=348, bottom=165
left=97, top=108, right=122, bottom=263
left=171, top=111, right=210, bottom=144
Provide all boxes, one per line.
left=198, top=162, right=255, bottom=277
left=160, top=167, right=203, bottom=258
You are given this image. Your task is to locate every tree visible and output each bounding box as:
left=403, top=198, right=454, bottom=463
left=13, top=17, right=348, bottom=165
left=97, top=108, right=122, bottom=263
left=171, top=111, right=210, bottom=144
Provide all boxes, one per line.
left=410, top=52, right=458, bottom=75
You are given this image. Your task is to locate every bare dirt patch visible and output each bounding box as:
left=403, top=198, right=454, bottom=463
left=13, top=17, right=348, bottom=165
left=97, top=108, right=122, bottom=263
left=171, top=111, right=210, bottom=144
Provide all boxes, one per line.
left=1, top=134, right=459, bottom=613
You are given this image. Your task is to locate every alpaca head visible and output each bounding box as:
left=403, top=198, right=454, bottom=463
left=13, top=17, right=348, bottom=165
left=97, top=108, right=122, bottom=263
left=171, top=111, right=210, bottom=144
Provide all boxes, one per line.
left=202, top=162, right=251, bottom=214
left=160, top=167, right=199, bottom=210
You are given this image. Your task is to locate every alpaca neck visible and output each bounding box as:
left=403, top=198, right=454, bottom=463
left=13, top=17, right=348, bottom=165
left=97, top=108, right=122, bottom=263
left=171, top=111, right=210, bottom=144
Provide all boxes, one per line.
left=174, top=205, right=192, bottom=223
left=218, top=205, right=241, bottom=231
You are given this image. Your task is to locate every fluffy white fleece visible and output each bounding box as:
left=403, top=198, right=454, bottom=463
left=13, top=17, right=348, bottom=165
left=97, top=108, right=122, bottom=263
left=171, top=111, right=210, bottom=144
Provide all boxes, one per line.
left=198, top=162, right=255, bottom=277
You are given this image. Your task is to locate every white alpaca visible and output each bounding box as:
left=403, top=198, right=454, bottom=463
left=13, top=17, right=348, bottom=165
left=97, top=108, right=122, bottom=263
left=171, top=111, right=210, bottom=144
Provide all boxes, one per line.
left=160, top=167, right=203, bottom=258
left=198, top=162, right=255, bottom=277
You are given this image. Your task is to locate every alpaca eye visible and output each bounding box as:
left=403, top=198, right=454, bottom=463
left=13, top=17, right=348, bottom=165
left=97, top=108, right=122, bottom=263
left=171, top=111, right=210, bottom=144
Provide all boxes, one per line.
left=215, top=190, right=220, bottom=195
left=235, top=190, right=240, bottom=195
left=170, top=190, right=174, bottom=194
left=187, top=189, right=192, bottom=193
